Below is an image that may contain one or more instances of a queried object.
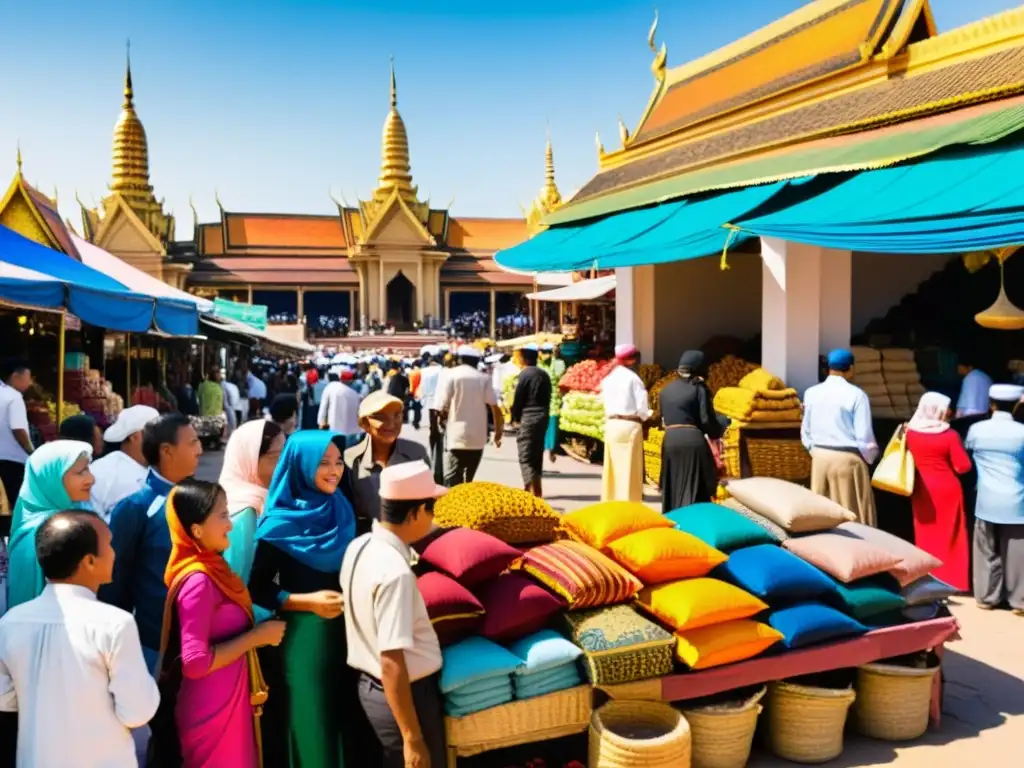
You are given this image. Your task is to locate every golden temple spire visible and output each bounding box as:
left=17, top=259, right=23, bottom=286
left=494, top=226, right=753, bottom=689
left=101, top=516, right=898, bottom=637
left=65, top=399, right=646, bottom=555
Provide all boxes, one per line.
left=373, top=56, right=417, bottom=204
left=111, top=39, right=154, bottom=200
left=541, top=134, right=562, bottom=210
left=648, top=8, right=667, bottom=82
left=15, top=142, right=22, bottom=175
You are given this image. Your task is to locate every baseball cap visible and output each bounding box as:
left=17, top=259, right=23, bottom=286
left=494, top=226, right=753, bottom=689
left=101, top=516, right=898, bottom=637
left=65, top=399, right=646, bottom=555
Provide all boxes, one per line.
left=103, top=405, right=160, bottom=443
left=358, top=391, right=404, bottom=420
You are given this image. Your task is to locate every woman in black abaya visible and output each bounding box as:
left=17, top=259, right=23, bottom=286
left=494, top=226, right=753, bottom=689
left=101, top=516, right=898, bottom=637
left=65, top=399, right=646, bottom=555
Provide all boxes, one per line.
left=659, top=351, right=723, bottom=512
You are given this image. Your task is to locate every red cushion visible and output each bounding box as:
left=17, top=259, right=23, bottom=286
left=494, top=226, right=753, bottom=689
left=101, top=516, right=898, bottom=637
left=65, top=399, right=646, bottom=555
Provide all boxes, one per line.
left=420, top=527, right=522, bottom=587
left=475, top=572, right=566, bottom=643
left=416, top=572, right=485, bottom=647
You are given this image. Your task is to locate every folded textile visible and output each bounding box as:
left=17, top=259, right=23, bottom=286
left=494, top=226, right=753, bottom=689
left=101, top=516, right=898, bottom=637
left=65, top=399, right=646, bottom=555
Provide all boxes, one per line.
left=754, top=387, right=799, bottom=400
left=514, top=665, right=582, bottom=699
left=447, top=677, right=513, bottom=706
left=739, top=369, right=785, bottom=393
left=746, top=408, right=803, bottom=422
left=752, top=396, right=802, bottom=411
left=714, top=387, right=755, bottom=418
left=445, top=679, right=515, bottom=716
left=508, top=629, right=583, bottom=676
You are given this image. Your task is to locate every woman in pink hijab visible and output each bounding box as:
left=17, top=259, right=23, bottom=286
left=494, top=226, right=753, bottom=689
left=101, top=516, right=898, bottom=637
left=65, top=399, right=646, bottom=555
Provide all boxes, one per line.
left=219, top=420, right=285, bottom=583
left=906, top=392, right=972, bottom=590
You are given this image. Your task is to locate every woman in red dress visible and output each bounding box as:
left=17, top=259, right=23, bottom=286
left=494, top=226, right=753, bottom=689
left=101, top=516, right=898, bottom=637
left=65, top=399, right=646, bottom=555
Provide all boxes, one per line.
left=905, top=392, right=972, bottom=590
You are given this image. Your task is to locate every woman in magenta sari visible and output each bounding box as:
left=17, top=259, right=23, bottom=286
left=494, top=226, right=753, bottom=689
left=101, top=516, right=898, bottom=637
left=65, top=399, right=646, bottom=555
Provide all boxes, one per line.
left=152, top=479, right=286, bottom=768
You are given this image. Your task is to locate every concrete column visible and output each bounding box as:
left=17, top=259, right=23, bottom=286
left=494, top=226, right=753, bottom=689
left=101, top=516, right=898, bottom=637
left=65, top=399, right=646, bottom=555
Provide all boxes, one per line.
left=819, top=248, right=852, bottom=354
left=348, top=290, right=356, bottom=328
left=377, top=262, right=386, bottom=324
left=443, top=289, right=450, bottom=323
left=761, top=237, right=828, bottom=395
left=416, top=260, right=425, bottom=322
left=296, top=287, right=304, bottom=321
left=633, top=266, right=656, bottom=363
left=489, top=289, right=497, bottom=339
left=614, top=267, right=635, bottom=348
left=246, top=285, right=253, bottom=304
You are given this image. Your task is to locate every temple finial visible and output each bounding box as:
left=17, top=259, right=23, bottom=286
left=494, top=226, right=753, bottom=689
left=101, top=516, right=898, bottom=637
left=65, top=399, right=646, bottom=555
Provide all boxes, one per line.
left=648, top=9, right=668, bottom=82
left=389, top=56, right=397, bottom=109
left=189, top=195, right=198, bottom=229
left=124, top=39, right=134, bottom=106
left=15, top=142, right=22, bottom=174
left=618, top=115, right=630, bottom=146
left=53, top=186, right=59, bottom=207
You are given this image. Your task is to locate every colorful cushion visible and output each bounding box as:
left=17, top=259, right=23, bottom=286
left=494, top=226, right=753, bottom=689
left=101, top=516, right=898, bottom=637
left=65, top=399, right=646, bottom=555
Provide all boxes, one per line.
left=416, top=572, right=485, bottom=646
left=560, top=501, right=673, bottom=550
left=719, top=497, right=790, bottom=541
left=783, top=533, right=901, bottom=583
left=675, top=619, right=783, bottom=670
left=725, top=477, right=856, bottom=533
left=563, top=604, right=675, bottom=685
left=440, top=636, right=524, bottom=693
left=667, top=502, right=780, bottom=551
left=768, top=602, right=868, bottom=649
left=833, top=522, right=942, bottom=586
left=901, top=575, right=958, bottom=606
left=433, top=482, right=561, bottom=545
left=475, top=573, right=566, bottom=643
left=515, top=663, right=580, bottom=687
left=513, top=540, right=643, bottom=609
left=636, top=578, right=767, bottom=632
left=514, top=666, right=582, bottom=699
left=713, top=544, right=836, bottom=603
left=829, top=577, right=906, bottom=621
left=445, top=679, right=514, bottom=716
left=607, top=528, right=727, bottom=584
left=507, top=629, right=583, bottom=676
left=446, top=675, right=513, bottom=697
left=420, top=527, right=522, bottom=587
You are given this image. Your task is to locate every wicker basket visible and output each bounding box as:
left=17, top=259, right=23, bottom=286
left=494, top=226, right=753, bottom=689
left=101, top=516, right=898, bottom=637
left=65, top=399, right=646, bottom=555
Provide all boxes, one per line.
left=445, top=684, right=591, bottom=762
left=854, top=662, right=939, bottom=741
left=589, top=699, right=692, bottom=768
left=681, top=687, right=765, bottom=768
left=722, top=425, right=810, bottom=481
left=766, top=681, right=856, bottom=764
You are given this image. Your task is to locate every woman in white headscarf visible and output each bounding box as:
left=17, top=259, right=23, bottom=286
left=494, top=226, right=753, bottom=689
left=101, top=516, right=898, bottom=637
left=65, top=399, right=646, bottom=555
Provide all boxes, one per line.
left=906, top=392, right=972, bottom=590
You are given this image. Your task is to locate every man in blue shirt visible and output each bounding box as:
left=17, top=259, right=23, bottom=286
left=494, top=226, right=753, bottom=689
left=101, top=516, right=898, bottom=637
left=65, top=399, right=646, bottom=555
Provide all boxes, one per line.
left=98, top=413, right=203, bottom=668
left=801, top=348, right=879, bottom=526
left=965, top=384, right=1024, bottom=616
left=955, top=357, right=993, bottom=419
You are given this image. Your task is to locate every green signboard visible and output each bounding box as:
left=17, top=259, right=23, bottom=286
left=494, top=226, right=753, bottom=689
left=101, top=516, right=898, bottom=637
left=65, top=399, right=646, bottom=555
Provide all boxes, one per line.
left=213, top=298, right=268, bottom=331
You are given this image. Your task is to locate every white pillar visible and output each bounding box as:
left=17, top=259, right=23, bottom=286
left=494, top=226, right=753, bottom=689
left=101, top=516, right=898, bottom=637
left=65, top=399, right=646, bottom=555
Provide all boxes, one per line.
left=761, top=238, right=824, bottom=395
left=614, top=267, right=635, bottom=347
left=819, top=248, right=852, bottom=353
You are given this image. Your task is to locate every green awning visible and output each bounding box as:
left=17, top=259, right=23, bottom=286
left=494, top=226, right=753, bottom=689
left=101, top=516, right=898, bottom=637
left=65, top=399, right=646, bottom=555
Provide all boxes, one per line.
left=547, top=102, right=1024, bottom=226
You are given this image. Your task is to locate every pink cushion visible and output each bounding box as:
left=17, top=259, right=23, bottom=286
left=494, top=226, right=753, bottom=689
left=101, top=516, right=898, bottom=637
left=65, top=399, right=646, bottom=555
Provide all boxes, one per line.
left=416, top=572, right=484, bottom=646
left=783, top=532, right=901, bottom=583
left=832, top=522, right=942, bottom=586
left=475, top=572, right=566, bottom=643
left=421, top=528, right=522, bottom=587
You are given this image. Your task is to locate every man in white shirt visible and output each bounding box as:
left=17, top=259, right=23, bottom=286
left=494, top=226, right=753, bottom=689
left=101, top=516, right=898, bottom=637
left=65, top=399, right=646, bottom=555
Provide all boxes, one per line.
left=221, top=374, right=241, bottom=435
left=247, top=370, right=267, bottom=420
left=0, top=511, right=159, bottom=768
left=341, top=461, right=446, bottom=768
left=955, top=357, right=993, bottom=420
left=417, top=351, right=445, bottom=485
left=89, top=406, right=160, bottom=523
left=599, top=345, right=653, bottom=502
left=0, top=362, right=34, bottom=525
left=435, top=346, right=503, bottom=486
left=318, top=370, right=363, bottom=437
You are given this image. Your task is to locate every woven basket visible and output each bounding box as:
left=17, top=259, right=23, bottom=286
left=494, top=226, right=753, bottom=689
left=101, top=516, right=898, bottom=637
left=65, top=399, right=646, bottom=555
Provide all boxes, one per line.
left=589, top=699, right=692, bottom=768
left=722, top=425, right=810, bottom=481
left=854, top=662, right=939, bottom=741
left=445, top=684, right=592, bottom=759
left=766, top=681, right=856, bottom=764
left=681, top=687, right=765, bottom=768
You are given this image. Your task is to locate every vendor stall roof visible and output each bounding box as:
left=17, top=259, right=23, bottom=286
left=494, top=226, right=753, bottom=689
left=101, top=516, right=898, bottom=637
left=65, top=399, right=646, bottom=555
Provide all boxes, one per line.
left=0, top=261, right=65, bottom=310
left=525, top=275, right=616, bottom=302
left=200, top=316, right=314, bottom=357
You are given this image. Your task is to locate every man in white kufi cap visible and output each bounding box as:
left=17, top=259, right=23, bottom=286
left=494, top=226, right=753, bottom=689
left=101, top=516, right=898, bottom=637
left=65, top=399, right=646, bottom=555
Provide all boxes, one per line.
left=88, top=405, right=161, bottom=522
left=965, top=383, right=1024, bottom=616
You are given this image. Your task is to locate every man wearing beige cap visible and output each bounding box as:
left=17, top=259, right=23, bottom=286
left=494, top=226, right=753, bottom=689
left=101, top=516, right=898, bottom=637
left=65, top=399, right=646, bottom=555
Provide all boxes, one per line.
left=344, top=391, right=430, bottom=527
left=341, top=461, right=446, bottom=767
left=89, top=405, right=160, bottom=522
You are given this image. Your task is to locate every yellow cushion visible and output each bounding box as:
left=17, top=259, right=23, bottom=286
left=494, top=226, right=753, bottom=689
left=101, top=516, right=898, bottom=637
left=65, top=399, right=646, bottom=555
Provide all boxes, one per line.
left=561, top=501, right=673, bottom=551
left=636, top=578, right=767, bottom=632
left=675, top=619, right=783, bottom=670
left=607, top=529, right=727, bottom=585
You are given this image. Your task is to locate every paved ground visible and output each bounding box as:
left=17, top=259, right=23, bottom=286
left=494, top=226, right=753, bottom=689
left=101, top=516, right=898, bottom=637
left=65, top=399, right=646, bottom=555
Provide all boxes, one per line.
left=197, top=425, right=1024, bottom=767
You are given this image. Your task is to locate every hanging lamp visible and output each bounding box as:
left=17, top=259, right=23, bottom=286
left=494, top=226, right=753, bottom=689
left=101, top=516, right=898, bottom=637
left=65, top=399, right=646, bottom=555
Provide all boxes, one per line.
left=975, top=246, right=1024, bottom=330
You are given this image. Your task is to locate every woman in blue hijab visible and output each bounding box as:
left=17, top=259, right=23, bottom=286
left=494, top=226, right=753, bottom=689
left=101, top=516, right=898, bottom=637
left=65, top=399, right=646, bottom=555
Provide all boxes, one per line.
left=6, top=440, right=95, bottom=609
left=248, top=430, right=372, bottom=767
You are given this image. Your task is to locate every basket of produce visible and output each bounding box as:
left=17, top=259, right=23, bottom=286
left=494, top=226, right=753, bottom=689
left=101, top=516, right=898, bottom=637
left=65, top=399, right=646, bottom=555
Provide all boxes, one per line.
left=638, top=364, right=664, bottom=390
left=707, top=355, right=758, bottom=396
left=589, top=699, right=692, bottom=768
left=680, top=687, right=764, bottom=768
left=559, top=391, right=605, bottom=441
left=648, top=372, right=680, bottom=423
left=644, top=428, right=664, bottom=487
left=434, top=482, right=561, bottom=544
left=560, top=359, right=617, bottom=393
left=853, top=660, right=939, bottom=741
left=721, top=424, right=810, bottom=481
left=766, top=681, right=855, bottom=764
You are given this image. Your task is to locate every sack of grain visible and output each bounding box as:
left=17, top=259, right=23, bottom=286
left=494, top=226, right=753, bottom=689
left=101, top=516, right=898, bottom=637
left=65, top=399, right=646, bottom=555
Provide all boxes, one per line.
left=881, top=348, right=916, bottom=362
left=854, top=372, right=885, bottom=386
left=852, top=346, right=881, bottom=362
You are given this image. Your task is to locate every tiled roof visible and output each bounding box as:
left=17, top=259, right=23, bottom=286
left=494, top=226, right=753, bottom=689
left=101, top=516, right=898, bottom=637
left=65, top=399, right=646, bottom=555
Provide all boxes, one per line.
left=441, top=254, right=534, bottom=286
left=446, top=217, right=529, bottom=250
left=190, top=257, right=357, bottom=286
left=22, top=182, right=80, bottom=259
left=224, top=213, right=347, bottom=250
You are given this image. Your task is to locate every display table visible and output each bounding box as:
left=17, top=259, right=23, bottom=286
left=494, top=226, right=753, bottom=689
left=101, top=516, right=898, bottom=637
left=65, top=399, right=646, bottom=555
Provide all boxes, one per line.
left=444, top=684, right=592, bottom=767
left=599, top=617, right=959, bottom=728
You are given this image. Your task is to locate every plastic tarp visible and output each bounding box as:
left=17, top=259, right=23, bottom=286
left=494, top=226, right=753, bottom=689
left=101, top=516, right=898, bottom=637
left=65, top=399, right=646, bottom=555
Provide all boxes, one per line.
left=738, top=142, right=1024, bottom=253
left=0, top=261, right=65, bottom=309
left=495, top=181, right=796, bottom=272
left=525, top=275, right=616, bottom=301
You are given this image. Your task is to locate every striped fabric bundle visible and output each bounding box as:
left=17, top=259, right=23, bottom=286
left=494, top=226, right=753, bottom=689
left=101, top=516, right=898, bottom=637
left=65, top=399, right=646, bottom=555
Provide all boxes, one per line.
left=513, top=540, right=643, bottom=610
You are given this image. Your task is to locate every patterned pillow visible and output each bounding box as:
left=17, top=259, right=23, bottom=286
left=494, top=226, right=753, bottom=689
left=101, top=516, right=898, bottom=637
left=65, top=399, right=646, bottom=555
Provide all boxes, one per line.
left=513, top=540, right=643, bottom=609
left=563, top=604, right=675, bottom=685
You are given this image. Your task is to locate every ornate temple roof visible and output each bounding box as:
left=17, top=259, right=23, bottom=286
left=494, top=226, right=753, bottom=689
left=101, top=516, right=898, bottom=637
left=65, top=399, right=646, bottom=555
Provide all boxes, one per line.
left=0, top=149, right=80, bottom=259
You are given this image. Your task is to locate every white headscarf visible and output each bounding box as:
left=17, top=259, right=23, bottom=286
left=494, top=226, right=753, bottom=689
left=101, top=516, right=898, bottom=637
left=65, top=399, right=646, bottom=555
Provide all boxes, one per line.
left=219, top=420, right=274, bottom=516
left=907, top=392, right=952, bottom=434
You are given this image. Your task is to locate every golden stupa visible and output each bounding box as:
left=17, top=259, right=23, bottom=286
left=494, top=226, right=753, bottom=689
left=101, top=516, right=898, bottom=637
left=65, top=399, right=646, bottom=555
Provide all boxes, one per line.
left=524, top=133, right=563, bottom=236
left=111, top=42, right=154, bottom=204
left=373, top=57, right=417, bottom=206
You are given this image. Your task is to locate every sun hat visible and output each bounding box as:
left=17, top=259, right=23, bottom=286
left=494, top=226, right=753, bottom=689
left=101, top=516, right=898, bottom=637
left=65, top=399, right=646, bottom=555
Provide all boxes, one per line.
left=358, top=391, right=404, bottom=420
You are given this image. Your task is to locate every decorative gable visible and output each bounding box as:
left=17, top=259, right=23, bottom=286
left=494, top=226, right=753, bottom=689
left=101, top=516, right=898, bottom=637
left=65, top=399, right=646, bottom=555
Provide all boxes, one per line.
left=360, top=192, right=436, bottom=246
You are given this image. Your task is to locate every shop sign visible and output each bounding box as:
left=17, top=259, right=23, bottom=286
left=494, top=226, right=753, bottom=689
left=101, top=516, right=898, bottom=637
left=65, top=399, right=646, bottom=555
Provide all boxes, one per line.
left=212, top=298, right=268, bottom=331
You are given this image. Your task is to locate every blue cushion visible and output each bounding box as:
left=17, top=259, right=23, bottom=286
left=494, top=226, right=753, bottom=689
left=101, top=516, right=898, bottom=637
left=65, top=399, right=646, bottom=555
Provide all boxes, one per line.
left=447, top=675, right=514, bottom=698
left=829, top=577, right=905, bottom=621
left=440, top=636, right=524, bottom=694
left=713, top=544, right=837, bottom=604
left=667, top=503, right=779, bottom=552
left=515, top=662, right=580, bottom=687
left=507, top=629, right=583, bottom=676
left=768, top=602, right=868, bottom=649
left=514, top=665, right=582, bottom=699
left=445, top=681, right=514, bottom=716
left=447, top=678, right=513, bottom=707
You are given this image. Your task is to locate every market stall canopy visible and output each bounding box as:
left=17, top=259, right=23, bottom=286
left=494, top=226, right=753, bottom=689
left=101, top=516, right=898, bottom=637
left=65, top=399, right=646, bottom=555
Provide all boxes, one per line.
left=0, top=224, right=199, bottom=334
left=0, top=261, right=65, bottom=309
left=525, top=275, right=616, bottom=302
left=200, top=316, right=314, bottom=357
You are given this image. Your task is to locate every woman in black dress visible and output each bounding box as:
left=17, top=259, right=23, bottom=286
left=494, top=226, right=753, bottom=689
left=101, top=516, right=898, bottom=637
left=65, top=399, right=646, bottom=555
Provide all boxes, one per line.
left=659, top=350, right=723, bottom=512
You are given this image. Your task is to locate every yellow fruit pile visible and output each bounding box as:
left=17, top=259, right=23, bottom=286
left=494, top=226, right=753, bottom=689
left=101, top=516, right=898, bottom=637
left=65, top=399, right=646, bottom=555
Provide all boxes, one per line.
left=707, top=354, right=759, bottom=395
left=433, top=481, right=561, bottom=545
left=47, top=401, right=81, bottom=422
left=644, top=427, right=664, bottom=487
left=649, top=372, right=680, bottom=423
left=638, top=363, right=664, bottom=390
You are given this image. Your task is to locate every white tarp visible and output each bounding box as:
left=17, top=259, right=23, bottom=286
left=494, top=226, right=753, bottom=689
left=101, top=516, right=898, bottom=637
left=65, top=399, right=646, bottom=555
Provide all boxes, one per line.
left=525, top=275, right=616, bottom=302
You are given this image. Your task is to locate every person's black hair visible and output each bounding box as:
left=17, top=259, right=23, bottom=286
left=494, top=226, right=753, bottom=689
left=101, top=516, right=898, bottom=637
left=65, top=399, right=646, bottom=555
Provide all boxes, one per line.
left=0, top=359, right=30, bottom=381
left=35, top=511, right=101, bottom=580
left=328, top=371, right=340, bottom=382
left=142, top=412, right=192, bottom=467
left=521, top=349, right=539, bottom=366
left=171, top=478, right=224, bottom=532
left=992, top=398, right=1016, bottom=413
left=259, top=421, right=283, bottom=456
left=458, top=354, right=478, bottom=367
left=59, top=413, right=98, bottom=444
left=270, top=394, right=298, bottom=423
left=380, top=497, right=434, bottom=525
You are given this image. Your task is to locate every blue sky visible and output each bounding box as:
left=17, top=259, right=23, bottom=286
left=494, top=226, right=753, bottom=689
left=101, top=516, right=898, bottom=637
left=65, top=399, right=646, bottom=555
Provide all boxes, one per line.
left=0, top=0, right=1018, bottom=239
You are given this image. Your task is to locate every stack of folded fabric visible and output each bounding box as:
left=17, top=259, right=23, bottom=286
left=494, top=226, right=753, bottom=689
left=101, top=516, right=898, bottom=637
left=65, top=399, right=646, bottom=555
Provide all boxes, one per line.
left=507, top=629, right=583, bottom=700
left=440, top=636, right=524, bottom=717
left=713, top=368, right=803, bottom=424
